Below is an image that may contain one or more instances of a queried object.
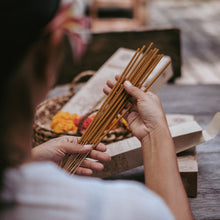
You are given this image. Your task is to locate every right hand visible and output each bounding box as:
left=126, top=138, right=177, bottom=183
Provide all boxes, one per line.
left=103, top=78, right=168, bottom=142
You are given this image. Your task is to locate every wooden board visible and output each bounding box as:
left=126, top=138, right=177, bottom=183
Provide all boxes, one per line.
left=91, top=112, right=220, bottom=197
left=177, top=148, right=198, bottom=198
left=61, top=47, right=172, bottom=115
left=89, top=0, right=148, bottom=31
left=101, top=148, right=198, bottom=198
left=157, top=85, right=220, bottom=219
left=91, top=114, right=199, bottom=197
left=47, top=84, right=220, bottom=218
left=59, top=48, right=200, bottom=197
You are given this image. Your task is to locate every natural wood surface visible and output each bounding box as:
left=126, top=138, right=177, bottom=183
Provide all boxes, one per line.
left=93, top=117, right=200, bottom=197
left=104, top=84, right=220, bottom=220
left=61, top=48, right=172, bottom=115
left=47, top=84, right=220, bottom=219
left=90, top=0, right=148, bottom=31
left=148, top=1, right=220, bottom=85
left=158, top=85, right=220, bottom=220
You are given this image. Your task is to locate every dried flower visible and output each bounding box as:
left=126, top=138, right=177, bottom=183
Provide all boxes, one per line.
left=51, top=111, right=129, bottom=134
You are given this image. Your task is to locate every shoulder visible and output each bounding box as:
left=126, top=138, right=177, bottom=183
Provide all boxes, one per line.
left=89, top=180, right=174, bottom=220
left=28, top=163, right=174, bottom=219
left=3, top=162, right=174, bottom=220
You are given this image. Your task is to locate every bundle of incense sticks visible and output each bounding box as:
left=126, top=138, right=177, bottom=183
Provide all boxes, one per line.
left=62, top=43, right=171, bottom=174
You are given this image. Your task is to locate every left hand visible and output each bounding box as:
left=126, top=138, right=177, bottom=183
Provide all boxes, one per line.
left=32, top=136, right=111, bottom=176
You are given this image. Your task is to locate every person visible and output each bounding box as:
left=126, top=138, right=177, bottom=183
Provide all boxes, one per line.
left=0, top=0, right=193, bottom=219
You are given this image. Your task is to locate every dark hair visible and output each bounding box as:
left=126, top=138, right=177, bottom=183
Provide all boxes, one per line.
left=0, top=0, right=60, bottom=78
left=0, top=0, right=60, bottom=196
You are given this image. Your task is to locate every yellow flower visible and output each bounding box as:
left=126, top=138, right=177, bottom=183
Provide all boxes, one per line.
left=120, top=116, right=130, bottom=130
left=51, top=111, right=80, bottom=133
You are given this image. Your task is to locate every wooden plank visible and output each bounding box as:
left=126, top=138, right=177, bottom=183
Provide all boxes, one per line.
left=178, top=148, right=198, bottom=197
left=93, top=0, right=134, bottom=8
left=103, top=148, right=198, bottom=198
left=92, top=117, right=201, bottom=178
left=90, top=114, right=201, bottom=197
left=61, top=48, right=172, bottom=115
left=47, top=84, right=220, bottom=218
left=90, top=0, right=148, bottom=30
left=157, top=85, right=220, bottom=219
left=92, top=113, right=220, bottom=197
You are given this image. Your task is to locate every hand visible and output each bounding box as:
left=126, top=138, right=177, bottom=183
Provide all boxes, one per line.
left=103, top=77, right=168, bottom=142
left=32, top=136, right=111, bottom=176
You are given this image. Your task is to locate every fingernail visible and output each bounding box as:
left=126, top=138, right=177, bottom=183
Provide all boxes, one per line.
left=84, top=144, right=92, bottom=148
left=124, top=81, right=132, bottom=87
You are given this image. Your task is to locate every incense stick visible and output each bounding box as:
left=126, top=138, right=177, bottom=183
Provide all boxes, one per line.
left=62, top=43, right=171, bottom=174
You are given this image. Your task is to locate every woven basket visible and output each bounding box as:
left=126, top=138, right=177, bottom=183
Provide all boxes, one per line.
left=33, top=72, right=132, bottom=147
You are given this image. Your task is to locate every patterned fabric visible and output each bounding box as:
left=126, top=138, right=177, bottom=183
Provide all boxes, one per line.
left=47, top=0, right=91, bottom=60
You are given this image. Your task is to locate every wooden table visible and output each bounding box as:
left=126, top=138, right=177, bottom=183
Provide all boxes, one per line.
left=48, top=84, right=220, bottom=219
left=107, top=84, right=220, bottom=220
left=89, top=0, right=148, bottom=32
left=160, top=84, right=220, bottom=220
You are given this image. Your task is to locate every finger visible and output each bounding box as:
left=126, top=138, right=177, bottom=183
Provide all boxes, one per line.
left=103, top=85, right=112, bottom=95
left=75, top=167, right=93, bottom=176
left=90, top=150, right=111, bottom=162
left=115, top=74, right=120, bottom=81
left=65, top=143, right=92, bottom=154
left=103, top=79, right=116, bottom=95
left=124, top=81, right=146, bottom=100
left=122, top=101, right=139, bottom=119
left=106, top=79, right=117, bottom=89
left=57, top=135, right=80, bottom=144
left=95, top=143, right=107, bottom=152
left=81, top=159, right=104, bottom=171
left=59, top=136, right=92, bottom=154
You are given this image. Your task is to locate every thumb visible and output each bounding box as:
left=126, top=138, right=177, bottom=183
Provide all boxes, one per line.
left=124, top=81, right=145, bottom=100
left=63, top=143, right=92, bottom=154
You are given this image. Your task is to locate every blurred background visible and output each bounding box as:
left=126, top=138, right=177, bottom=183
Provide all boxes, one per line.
left=147, top=0, right=220, bottom=85
left=58, top=0, right=220, bottom=85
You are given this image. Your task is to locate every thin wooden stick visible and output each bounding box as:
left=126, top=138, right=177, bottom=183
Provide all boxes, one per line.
left=62, top=44, right=171, bottom=174
left=78, top=47, right=142, bottom=144
left=94, top=60, right=171, bottom=147
left=144, top=60, right=171, bottom=92
left=68, top=59, right=171, bottom=173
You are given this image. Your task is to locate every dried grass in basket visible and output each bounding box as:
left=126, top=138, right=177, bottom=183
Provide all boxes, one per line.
left=32, top=73, right=132, bottom=147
